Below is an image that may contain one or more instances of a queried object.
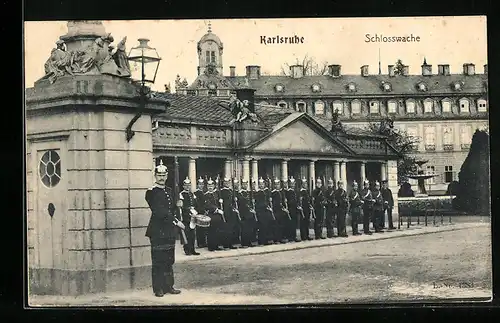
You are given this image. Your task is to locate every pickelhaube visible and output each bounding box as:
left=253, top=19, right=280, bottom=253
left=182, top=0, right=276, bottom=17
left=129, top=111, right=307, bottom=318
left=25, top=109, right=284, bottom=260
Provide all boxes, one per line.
left=363, top=179, right=370, bottom=185
left=258, top=177, right=265, bottom=183
left=224, top=177, right=231, bottom=183
left=273, top=177, right=280, bottom=183
left=207, top=177, right=214, bottom=185
left=289, top=176, right=295, bottom=183
left=241, top=178, right=249, bottom=183
left=352, top=180, right=358, bottom=186
left=197, top=177, right=204, bottom=184
left=316, top=177, right=322, bottom=183
left=327, top=178, right=334, bottom=184
left=337, top=180, right=343, bottom=185
left=233, top=178, right=239, bottom=184
left=374, top=180, right=380, bottom=186
left=155, top=160, right=168, bottom=174
left=183, top=177, right=191, bottom=184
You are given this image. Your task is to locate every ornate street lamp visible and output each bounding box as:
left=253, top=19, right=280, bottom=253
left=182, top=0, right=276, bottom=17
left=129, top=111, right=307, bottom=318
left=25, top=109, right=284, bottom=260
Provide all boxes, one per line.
left=125, top=38, right=162, bottom=141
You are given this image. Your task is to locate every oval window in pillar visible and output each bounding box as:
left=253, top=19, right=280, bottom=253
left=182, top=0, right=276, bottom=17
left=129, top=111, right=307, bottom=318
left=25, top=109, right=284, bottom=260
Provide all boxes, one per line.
left=39, top=150, right=61, bottom=188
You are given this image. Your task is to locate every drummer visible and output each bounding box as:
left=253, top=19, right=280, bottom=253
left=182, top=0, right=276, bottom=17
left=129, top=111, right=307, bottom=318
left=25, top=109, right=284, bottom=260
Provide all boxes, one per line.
left=179, top=177, right=200, bottom=255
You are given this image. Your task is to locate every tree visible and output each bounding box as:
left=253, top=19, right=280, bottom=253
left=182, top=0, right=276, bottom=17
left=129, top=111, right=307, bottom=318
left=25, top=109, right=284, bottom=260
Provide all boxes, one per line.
left=366, top=119, right=420, bottom=185
left=393, top=59, right=405, bottom=76
left=454, top=129, right=490, bottom=215
left=280, top=54, right=329, bottom=76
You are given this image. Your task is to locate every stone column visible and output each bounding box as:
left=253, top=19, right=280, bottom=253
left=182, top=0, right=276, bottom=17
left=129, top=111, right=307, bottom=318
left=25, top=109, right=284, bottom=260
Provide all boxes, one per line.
left=380, top=161, right=387, bottom=181
left=242, top=158, right=250, bottom=183
left=309, top=160, right=316, bottom=189
left=251, top=159, right=259, bottom=183
left=333, top=161, right=340, bottom=182
left=224, top=159, right=232, bottom=179
left=360, top=161, right=366, bottom=183
left=188, top=157, right=197, bottom=191
left=387, top=160, right=399, bottom=222
left=340, top=161, right=347, bottom=188
left=281, top=159, right=289, bottom=181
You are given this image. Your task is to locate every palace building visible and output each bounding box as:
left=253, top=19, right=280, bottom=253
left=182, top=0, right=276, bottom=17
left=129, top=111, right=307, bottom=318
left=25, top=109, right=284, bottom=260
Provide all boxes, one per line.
left=176, top=24, right=489, bottom=194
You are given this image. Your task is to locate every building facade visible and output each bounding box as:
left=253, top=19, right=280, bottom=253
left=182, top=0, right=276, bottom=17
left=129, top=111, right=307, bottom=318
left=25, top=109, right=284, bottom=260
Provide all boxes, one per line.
left=179, top=26, right=489, bottom=194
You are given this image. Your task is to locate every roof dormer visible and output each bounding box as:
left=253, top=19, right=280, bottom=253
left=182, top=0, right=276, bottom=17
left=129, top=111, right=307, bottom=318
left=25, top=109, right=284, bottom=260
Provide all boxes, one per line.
left=311, top=83, right=321, bottom=93
left=452, top=81, right=464, bottom=91
left=416, top=81, right=428, bottom=92
left=274, top=83, right=285, bottom=93
left=381, top=81, right=392, bottom=92
left=346, top=82, right=357, bottom=92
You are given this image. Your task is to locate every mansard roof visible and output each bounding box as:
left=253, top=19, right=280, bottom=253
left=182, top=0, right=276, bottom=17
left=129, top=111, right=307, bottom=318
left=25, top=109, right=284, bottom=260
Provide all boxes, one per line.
left=224, top=73, right=487, bottom=97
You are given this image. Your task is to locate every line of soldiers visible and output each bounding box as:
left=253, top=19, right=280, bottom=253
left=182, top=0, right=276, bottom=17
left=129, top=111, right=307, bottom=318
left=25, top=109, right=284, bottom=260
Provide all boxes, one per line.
left=177, top=175, right=395, bottom=254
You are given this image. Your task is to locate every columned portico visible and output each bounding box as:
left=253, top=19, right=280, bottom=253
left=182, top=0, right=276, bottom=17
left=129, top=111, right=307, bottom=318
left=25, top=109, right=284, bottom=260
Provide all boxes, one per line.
left=188, top=157, right=197, bottom=191
left=224, top=159, right=232, bottom=179
left=333, top=161, right=340, bottom=183
left=381, top=161, right=387, bottom=181
left=309, top=160, right=316, bottom=188
left=360, top=161, right=366, bottom=183
left=281, top=159, right=289, bottom=181
left=251, top=159, right=259, bottom=183
left=340, top=160, right=347, bottom=188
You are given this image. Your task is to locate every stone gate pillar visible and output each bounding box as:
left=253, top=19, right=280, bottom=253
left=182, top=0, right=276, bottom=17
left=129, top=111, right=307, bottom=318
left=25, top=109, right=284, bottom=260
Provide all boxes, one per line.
left=26, top=21, right=167, bottom=296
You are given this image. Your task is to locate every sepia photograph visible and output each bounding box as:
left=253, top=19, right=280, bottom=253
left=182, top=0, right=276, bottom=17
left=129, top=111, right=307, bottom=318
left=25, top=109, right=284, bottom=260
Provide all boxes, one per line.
left=24, top=16, right=491, bottom=306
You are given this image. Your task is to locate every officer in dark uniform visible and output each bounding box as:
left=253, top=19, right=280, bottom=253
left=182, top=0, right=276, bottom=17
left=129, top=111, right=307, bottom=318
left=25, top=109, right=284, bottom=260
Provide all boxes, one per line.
left=255, top=177, right=274, bottom=245
left=372, top=181, right=385, bottom=233
left=271, top=178, right=288, bottom=243
left=335, top=181, right=349, bottom=237
left=204, top=178, right=225, bottom=251
left=381, top=180, right=395, bottom=230
left=284, top=177, right=300, bottom=242
left=220, top=178, right=238, bottom=249
left=312, top=178, right=327, bottom=239
left=360, top=180, right=374, bottom=235
left=193, top=177, right=207, bottom=248
left=145, top=160, right=182, bottom=296
left=299, top=178, right=313, bottom=241
left=348, top=180, right=363, bottom=235
left=325, top=178, right=337, bottom=238
left=237, top=178, right=257, bottom=247
left=179, top=177, right=200, bottom=256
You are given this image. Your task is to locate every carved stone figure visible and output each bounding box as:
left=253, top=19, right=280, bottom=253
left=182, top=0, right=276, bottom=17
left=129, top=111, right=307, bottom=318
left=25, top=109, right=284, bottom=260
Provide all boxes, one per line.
left=43, top=40, right=74, bottom=84
left=379, top=117, right=395, bottom=136
left=331, top=108, right=344, bottom=132
left=109, top=36, right=131, bottom=77
left=229, top=95, right=258, bottom=124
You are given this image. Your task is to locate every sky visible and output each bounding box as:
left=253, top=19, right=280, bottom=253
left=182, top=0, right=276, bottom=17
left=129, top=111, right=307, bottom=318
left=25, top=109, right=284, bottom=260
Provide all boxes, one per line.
left=24, top=16, right=487, bottom=92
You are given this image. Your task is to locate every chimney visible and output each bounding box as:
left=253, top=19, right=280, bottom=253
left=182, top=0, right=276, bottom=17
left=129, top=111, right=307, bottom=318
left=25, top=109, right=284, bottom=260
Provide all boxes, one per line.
left=388, top=65, right=395, bottom=77
left=290, top=65, right=304, bottom=78
left=235, top=87, right=256, bottom=113
left=463, top=63, right=475, bottom=75
left=421, top=58, right=432, bottom=76
left=401, top=65, right=409, bottom=76
left=328, top=64, right=341, bottom=77
left=484, top=64, right=488, bottom=74
left=360, top=65, right=369, bottom=77
left=245, top=65, right=261, bottom=80
left=230, top=66, right=236, bottom=77
left=438, top=64, right=450, bottom=76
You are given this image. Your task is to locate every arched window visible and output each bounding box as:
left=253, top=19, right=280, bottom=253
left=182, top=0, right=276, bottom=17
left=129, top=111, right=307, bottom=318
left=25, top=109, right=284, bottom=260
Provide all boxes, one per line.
left=296, top=101, right=307, bottom=112
left=332, top=101, right=343, bottom=115
left=406, top=100, right=416, bottom=113
left=441, top=98, right=452, bottom=113
left=477, top=99, right=487, bottom=112
left=459, top=98, right=470, bottom=113
left=423, top=98, right=433, bottom=113
left=351, top=100, right=361, bottom=114
left=369, top=101, right=379, bottom=114
left=258, top=101, right=269, bottom=106
left=314, top=100, right=325, bottom=115
left=277, top=101, right=288, bottom=109
left=387, top=100, right=397, bottom=114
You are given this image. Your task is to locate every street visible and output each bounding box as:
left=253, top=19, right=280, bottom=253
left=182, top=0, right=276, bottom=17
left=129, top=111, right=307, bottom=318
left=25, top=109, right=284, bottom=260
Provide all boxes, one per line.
left=30, top=224, right=492, bottom=306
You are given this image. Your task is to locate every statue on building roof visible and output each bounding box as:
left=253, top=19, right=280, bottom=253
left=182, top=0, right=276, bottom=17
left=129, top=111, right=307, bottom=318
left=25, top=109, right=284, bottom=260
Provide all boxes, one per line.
left=43, top=40, right=74, bottom=84
left=330, top=108, right=344, bottom=133
left=228, top=94, right=258, bottom=124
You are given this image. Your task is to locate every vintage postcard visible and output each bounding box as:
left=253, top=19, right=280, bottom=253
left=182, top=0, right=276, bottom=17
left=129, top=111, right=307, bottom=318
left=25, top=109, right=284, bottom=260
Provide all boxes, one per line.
left=24, top=16, right=491, bottom=306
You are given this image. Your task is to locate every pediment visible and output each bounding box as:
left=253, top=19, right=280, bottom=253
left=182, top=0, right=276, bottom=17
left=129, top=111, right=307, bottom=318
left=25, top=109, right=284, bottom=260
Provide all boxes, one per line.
left=252, top=119, right=349, bottom=154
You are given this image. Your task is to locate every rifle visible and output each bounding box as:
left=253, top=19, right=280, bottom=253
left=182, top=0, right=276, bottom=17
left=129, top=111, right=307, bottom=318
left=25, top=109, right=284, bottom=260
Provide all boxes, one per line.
left=176, top=205, right=188, bottom=245
left=232, top=178, right=242, bottom=222
left=215, top=175, right=227, bottom=223
left=266, top=176, right=276, bottom=221
left=249, top=181, right=258, bottom=222
left=282, top=187, right=292, bottom=221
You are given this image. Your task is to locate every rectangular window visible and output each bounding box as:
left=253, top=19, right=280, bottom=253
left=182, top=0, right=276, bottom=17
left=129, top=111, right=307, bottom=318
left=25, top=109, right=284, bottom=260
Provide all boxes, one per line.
left=406, top=101, right=415, bottom=113
left=296, top=102, right=306, bottom=112
left=332, top=102, right=343, bottom=114
left=424, top=100, right=433, bottom=113
left=314, top=102, right=325, bottom=115
left=424, top=126, right=436, bottom=150
left=460, top=125, right=472, bottom=148
left=211, top=51, right=216, bottom=63
left=443, top=126, right=454, bottom=150
left=406, top=126, right=419, bottom=150
left=426, top=166, right=435, bottom=185
left=351, top=101, right=361, bottom=114
left=387, top=101, right=397, bottom=114
left=442, top=101, right=451, bottom=113
left=369, top=101, right=379, bottom=114
left=205, top=51, right=210, bottom=64
left=444, top=166, right=453, bottom=183
left=478, top=100, right=487, bottom=112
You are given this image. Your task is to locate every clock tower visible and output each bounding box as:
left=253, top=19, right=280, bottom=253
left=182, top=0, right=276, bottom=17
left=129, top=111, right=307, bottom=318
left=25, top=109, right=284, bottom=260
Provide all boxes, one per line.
left=197, top=22, right=224, bottom=76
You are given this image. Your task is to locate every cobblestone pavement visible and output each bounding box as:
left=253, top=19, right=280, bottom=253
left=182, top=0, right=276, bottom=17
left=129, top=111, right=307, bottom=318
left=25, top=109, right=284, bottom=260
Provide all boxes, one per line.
left=29, top=221, right=491, bottom=306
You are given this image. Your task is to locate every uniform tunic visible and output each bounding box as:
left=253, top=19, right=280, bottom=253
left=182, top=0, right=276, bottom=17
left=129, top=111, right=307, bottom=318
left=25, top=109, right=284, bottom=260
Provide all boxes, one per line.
left=193, top=189, right=207, bottom=247
left=179, top=190, right=197, bottom=254
left=271, top=189, right=287, bottom=242
left=255, top=188, right=274, bottom=244
left=284, top=188, right=299, bottom=241
left=220, top=187, right=239, bottom=247
left=204, top=191, right=224, bottom=250
left=324, top=187, right=337, bottom=237
left=145, top=185, right=178, bottom=294
left=348, top=189, right=363, bottom=234
left=372, top=189, right=384, bottom=232
left=360, top=188, right=374, bottom=233
left=237, top=189, right=257, bottom=246
left=312, top=187, right=326, bottom=239
left=381, top=187, right=395, bottom=229
left=335, top=188, right=349, bottom=236
left=299, top=188, right=312, bottom=240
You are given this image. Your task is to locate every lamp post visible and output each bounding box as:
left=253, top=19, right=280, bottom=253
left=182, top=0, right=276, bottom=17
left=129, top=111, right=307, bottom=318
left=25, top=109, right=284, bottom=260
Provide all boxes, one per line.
left=125, top=38, right=161, bottom=141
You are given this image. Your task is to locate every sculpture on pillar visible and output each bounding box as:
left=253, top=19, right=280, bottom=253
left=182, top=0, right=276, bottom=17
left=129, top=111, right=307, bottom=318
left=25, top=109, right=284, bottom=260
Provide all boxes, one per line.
left=379, top=117, right=395, bottom=136
left=330, top=108, right=345, bottom=133
left=39, top=32, right=132, bottom=84
left=228, top=94, right=258, bottom=124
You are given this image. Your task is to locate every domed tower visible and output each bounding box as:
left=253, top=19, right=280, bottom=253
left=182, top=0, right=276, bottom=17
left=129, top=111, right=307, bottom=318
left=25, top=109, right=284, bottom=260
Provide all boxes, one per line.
left=197, top=22, right=224, bottom=76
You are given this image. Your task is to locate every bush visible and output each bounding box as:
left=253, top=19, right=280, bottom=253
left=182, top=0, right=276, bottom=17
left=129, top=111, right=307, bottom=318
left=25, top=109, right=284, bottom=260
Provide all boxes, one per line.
left=398, top=182, right=415, bottom=197
left=398, top=197, right=454, bottom=215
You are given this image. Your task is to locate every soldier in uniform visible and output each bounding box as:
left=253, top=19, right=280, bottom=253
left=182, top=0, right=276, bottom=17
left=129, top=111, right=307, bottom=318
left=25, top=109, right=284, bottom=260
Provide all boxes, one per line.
left=237, top=179, right=258, bottom=247
left=372, top=181, right=385, bottom=233
left=348, top=180, right=363, bottom=235
left=145, top=161, right=182, bottom=296
left=220, top=178, right=238, bottom=249
left=299, top=178, right=313, bottom=241
left=254, top=178, right=273, bottom=245
left=325, top=178, right=337, bottom=238
left=194, top=177, right=207, bottom=248
left=360, top=180, right=374, bottom=235
left=271, top=178, right=289, bottom=243
left=284, top=177, right=300, bottom=242
left=312, top=178, right=327, bottom=239
left=335, top=181, right=349, bottom=237
left=381, top=180, right=395, bottom=230
left=204, top=178, right=225, bottom=251
left=179, top=177, right=200, bottom=255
